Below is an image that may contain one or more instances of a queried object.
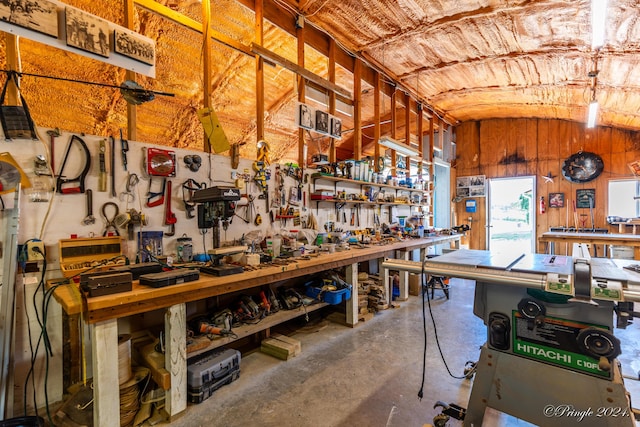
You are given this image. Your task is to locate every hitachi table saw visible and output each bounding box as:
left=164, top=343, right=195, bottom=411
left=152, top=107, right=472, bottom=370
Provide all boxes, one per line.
left=383, top=249, right=640, bottom=427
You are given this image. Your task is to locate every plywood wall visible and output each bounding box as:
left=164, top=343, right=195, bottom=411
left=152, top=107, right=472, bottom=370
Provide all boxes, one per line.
left=453, top=119, right=640, bottom=253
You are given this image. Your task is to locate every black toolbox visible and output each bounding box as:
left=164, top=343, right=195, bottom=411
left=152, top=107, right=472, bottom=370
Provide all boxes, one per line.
left=139, top=269, right=200, bottom=288
left=187, top=347, right=241, bottom=403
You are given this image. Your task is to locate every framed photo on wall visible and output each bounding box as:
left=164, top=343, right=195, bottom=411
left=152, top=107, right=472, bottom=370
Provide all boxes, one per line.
left=330, top=117, right=342, bottom=138
left=315, top=110, right=329, bottom=134
left=456, top=175, right=486, bottom=198
left=576, top=189, right=595, bottom=208
left=65, top=7, right=110, bottom=57
left=298, top=103, right=314, bottom=130
left=548, top=192, right=564, bottom=208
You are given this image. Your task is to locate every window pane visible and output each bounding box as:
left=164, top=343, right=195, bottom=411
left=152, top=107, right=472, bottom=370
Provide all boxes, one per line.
left=608, top=180, right=638, bottom=218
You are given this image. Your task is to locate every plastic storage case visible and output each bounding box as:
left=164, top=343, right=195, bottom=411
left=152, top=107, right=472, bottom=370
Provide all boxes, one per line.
left=187, top=347, right=241, bottom=404
left=305, top=284, right=352, bottom=305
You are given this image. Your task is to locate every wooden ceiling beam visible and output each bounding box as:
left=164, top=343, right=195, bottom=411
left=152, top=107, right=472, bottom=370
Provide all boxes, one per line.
left=353, top=57, right=362, bottom=161
left=374, top=70, right=381, bottom=170
left=124, top=0, right=137, bottom=141
left=134, top=0, right=253, bottom=57
left=297, top=16, right=306, bottom=166
left=256, top=0, right=265, bottom=143
left=329, top=38, right=337, bottom=162
left=236, top=0, right=354, bottom=76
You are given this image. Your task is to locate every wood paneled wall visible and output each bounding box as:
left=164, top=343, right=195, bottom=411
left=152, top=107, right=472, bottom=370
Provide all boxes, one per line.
left=453, top=119, right=640, bottom=252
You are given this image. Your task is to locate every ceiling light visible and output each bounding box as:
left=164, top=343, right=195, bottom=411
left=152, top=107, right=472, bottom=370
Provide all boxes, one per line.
left=587, top=100, right=598, bottom=128
left=591, top=0, right=608, bottom=49
left=378, top=136, right=420, bottom=157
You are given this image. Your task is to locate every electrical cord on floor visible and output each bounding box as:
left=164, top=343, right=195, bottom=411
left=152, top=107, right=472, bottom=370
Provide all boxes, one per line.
left=417, top=257, right=429, bottom=400
left=417, top=257, right=467, bottom=401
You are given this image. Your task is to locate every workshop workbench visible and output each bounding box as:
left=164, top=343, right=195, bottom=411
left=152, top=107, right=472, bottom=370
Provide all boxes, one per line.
left=50, top=234, right=460, bottom=427
left=538, top=231, right=640, bottom=259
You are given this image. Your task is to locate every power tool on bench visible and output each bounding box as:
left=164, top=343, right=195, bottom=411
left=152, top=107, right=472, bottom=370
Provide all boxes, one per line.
left=191, top=317, right=233, bottom=337
left=191, top=186, right=244, bottom=275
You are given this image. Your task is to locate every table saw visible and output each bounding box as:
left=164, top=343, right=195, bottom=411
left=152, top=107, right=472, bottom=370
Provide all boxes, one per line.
left=383, top=249, right=640, bottom=426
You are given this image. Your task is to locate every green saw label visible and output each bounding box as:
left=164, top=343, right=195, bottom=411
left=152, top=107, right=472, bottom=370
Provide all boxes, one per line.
left=512, top=311, right=610, bottom=378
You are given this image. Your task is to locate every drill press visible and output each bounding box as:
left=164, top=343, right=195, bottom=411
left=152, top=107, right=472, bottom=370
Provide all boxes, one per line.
left=191, top=186, right=245, bottom=275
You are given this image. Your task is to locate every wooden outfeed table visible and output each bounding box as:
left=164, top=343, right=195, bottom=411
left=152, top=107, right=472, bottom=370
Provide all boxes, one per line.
left=538, top=231, right=640, bottom=259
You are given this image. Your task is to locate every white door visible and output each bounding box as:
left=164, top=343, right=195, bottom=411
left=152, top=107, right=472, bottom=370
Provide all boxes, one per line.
left=487, top=177, right=536, bottom=253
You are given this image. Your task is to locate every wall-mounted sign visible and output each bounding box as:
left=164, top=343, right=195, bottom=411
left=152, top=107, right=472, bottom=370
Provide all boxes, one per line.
left=0, top=0, right=58, bottom=38
left=0, top=0, right=156, bottom=77
left=465, top=199, right=477, bottom=213
left=65, top=7, right=110, bottom=58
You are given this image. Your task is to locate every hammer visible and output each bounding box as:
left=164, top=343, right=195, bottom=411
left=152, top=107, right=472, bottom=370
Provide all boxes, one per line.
left=46, top=128, right=60, bottom=175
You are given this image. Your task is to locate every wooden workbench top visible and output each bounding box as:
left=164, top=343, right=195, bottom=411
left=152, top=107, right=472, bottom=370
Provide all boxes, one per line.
left=540, top=231, right=640, bottom=242
left=50, top=235, right=460, bottom=324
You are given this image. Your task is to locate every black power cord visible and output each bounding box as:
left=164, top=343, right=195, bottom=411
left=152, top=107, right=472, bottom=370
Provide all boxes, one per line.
left=417, top=257, right=467, bottom=401
left=22, top=249, right=128, bottom=426
left=22, top=244, right=58, bottom=426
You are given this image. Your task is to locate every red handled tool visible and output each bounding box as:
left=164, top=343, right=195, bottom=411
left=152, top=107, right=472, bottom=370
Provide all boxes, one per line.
left=164, top=180, right=177, bottom=236
left=146, top=177, right=166, bottom=208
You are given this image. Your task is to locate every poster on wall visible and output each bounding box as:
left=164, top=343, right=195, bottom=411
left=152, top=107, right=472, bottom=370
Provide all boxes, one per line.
left=628, top=160, right=640, bottom=177
left=549, top=192, right=565, bottom=208
left=0, top=0, right=58, bottom=38
left=65, top=6, right=110, bottom=57
left=576, top=189, right=595, bottom=208
left=456, top=175, right=486, bottom=198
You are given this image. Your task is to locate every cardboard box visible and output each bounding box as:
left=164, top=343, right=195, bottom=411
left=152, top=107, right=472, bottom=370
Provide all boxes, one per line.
left=409, top=273, right=423, bottom=296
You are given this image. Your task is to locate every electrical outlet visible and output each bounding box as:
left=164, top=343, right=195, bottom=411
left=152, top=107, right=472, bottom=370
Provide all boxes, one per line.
left=26, top=241, right=45, bottom=261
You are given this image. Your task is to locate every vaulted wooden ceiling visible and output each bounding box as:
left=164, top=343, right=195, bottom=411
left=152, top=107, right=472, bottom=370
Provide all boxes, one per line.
left=4, top=0, right=639, bottom=163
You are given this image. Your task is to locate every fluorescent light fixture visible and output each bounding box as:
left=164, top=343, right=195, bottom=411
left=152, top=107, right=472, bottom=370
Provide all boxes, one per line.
left=587, top=100, right=598, bottom=128
left=379, top=136, right=420, bottom=157
left=591, top=0, right=608, bottom=49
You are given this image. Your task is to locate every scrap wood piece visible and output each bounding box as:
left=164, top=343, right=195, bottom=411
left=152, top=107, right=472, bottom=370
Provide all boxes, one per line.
left=261, top=337, right=297, bottom=360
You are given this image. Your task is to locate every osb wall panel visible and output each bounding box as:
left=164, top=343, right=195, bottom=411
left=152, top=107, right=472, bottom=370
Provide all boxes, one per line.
left=454, top=118, right=640, bottom=253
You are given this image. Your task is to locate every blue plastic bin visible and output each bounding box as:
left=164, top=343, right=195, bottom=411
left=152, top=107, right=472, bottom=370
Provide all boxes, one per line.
left=305, top=284, right=352, bottom=305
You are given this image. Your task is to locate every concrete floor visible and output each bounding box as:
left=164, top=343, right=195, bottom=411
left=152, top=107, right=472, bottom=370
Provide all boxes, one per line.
left=162, top=278, right=640, bottom=427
